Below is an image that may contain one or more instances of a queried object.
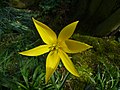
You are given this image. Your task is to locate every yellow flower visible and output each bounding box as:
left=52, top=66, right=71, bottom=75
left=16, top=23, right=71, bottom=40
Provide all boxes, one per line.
left=19, top=18, right=92, bottom=83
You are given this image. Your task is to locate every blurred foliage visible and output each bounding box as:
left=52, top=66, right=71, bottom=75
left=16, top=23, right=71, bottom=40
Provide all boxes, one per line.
left=0, top=7, right=38, bottom=33
left=0, top=7, right=40, bottom=55
left=68, top=0, right=120, bottom=37
left=1, top=0, right=120, bottom=37
left=39, top=0, right=60, bottom=14
left=0, top=0, right=8, bottom=7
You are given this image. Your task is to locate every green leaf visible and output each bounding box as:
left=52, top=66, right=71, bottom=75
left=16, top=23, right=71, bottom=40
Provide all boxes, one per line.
left=0, top=74, right=18, bottom=89
left=20, top=67, right=29, bottom=88
left=32, top=66, right=41, bottom=83
left=33, top=73, right=45, bottom=87
left=16, top=82, right=28, bottom=90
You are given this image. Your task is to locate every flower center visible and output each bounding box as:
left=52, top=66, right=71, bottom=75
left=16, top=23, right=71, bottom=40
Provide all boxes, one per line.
left=49, top=43, right=60, bottom=51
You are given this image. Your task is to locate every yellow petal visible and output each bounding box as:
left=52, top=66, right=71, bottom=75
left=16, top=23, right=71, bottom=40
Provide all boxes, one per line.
left=58, top=49, right=79, bottom=77
left=59, top=41, right=72, bottom=53
left=58, top=21, right=79, bottom=41
left=32, top=18, right=57, bottom=44
left=65, top=39, right=93, bottom=53
left=46, top=50, right=60, bottom=83
left=19, top=45, right=50, bottom=56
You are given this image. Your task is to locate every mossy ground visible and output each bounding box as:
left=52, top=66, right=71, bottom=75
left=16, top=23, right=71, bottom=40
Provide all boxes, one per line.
left=64, top=34, right=120, bottom=90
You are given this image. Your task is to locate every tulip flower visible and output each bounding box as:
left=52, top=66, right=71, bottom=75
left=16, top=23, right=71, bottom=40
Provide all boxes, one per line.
left=19, top=18, right=92, bottom=83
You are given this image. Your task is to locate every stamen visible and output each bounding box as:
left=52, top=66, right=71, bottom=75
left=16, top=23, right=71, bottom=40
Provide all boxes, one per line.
left=49, top=43, right=60, bottom=51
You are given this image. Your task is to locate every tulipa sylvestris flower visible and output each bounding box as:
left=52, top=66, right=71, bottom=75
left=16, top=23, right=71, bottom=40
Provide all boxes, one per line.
left=19, top=18, right=92, bottom=83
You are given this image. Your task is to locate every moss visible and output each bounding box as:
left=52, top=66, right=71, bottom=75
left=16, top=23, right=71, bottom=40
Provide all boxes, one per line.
left=72, top=34, right=120, bottom=66
left=66, top=34, right=120, bottom=90
left=65, top=79, right=86, bottom=90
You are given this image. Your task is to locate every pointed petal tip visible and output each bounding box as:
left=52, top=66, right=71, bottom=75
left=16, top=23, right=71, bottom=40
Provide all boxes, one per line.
left=32, top=17, right=36, bottom=22
left=75, top=73, right=80, bottom=77
left=72, top=71, right=80, bottom=77
left=32, top=17, right=37, bottom=23
left=75, top=21, right=79, bottom=23
left=58, top=50, right=80, bottom=78
left=58, top=20, right=79, bottom=41
left=18, top=51, right=29, bottom=56
left=32, top=17, right=57, bottom=44
left=64, top=39, right=93, bottom=53
left=72, top=21, right=79, bottom=26
left=45, top=79, right=48, bottom=84
left=32, top=17, right=35, bottom=20
left=45, top=73, right=51, bottom=84
left=45, top=76, right=50, bottom=84
left=18, top=51, right=28, bottom=56
left=89, top=45, right=93, bottom=48
left=18, top=51, right=27, bottom=55
left=72, top=70, right=80, bottom=77
left=18, top=52, right=23, bottom=55
left=85, top=45, right=93, bottom=51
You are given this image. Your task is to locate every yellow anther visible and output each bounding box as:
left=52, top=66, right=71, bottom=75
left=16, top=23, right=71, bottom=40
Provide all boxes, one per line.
left=49, top=43, right=60, bottom=51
